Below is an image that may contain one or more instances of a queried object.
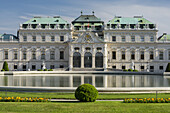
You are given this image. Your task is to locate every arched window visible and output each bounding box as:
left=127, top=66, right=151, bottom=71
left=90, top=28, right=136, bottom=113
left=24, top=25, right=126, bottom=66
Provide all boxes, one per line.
left=131, top=51, right=135, bottom=60
left=73, top=52, right=81, bottom=68
left=95, top=52, right=103, bottom=68
left=84, top=52, right=92, bottom=68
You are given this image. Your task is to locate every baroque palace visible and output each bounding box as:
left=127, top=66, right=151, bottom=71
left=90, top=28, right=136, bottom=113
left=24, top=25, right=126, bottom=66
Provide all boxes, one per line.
left=0, top=12, right=169, bottom=72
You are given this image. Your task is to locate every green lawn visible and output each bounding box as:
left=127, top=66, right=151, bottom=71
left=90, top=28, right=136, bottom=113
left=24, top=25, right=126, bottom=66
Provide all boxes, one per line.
left=0, top=91, right=170, bottom=100
left=0, top=101, right=169, bottom=113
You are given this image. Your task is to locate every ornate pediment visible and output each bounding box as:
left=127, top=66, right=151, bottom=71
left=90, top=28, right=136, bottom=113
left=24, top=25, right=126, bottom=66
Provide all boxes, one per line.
left=73, top=32, right=103, bottom=43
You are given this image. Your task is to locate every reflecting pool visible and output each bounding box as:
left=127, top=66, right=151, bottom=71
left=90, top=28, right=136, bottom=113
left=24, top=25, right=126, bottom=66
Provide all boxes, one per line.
left=0, top=74, right=169, bottom=88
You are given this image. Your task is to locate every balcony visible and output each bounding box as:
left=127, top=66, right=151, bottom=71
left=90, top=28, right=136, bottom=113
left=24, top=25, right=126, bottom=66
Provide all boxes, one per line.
left=105, top=24, right=157, bottom=31
left=19, top=24, right=71, bottom=30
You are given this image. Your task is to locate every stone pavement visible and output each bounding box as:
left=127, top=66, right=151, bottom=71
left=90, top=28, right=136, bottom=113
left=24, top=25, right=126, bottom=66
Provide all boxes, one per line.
left=50, top=99, right=123, bottom=102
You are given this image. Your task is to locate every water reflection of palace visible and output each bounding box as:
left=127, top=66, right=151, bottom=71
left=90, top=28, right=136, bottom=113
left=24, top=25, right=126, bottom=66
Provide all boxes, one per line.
left=0, top=75, right=169, bottom=88
left=0, top=12, right=170, bottom=72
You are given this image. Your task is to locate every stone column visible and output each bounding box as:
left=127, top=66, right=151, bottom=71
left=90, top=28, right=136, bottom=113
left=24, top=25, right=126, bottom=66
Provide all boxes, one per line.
left=126, top=49, right=130, bottom=62
left=81, top=55, right=84, bottom=68
left=69, top=45, right=73, bottom=71
left=81, top=75, right=84, bottom=85
left=103, top=44, right=107, bottom=71
left=81, top=46, right=84, bottom=68
left=92, top=47, right=95, bottom=68
left=135, top=49, right=139, bottom=61
left=155, top=49, right=159, bottom=60
left=103, top=75, right=108, bottom=88
left=69, top=75, right=73, bottom=87
left=92, top=76, right=95, bottom=87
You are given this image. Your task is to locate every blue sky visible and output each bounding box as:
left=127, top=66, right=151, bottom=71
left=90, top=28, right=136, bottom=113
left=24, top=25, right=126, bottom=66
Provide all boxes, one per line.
left=0, top=0, right=170, bottom=36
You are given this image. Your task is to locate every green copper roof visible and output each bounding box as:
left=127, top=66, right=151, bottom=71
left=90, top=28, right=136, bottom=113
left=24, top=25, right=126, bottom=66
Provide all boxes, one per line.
left=0, top=34, right=2, bottom=37
left=159, top=34, right=170, bottom=41
left=23, top=16, right=68, bottom=24
left=108, top=16, right=153, bottom=24
left=72, top=15, right=103, bottom=23
left=0, top=34, right=18, bottom=41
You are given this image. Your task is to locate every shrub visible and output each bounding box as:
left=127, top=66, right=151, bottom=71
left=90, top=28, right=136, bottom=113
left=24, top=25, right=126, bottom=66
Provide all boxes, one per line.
left=123, top=69, right=128, bottom=72
left=133, top=69, right=138, bottom=72
left=44, top=69, right=48, bottom=71
left=37, top=69, right=43, bottom=71
left=128, top=69, right=133, bottom=72
left=48, top=69, right=53, bottom=71
left=75, top=84, right=98, bottom=102
left=2, top=61, right=9, bottom=71
left=166, top=63, right=170, bottom=72
left=1, top=69, right=5, bottom=71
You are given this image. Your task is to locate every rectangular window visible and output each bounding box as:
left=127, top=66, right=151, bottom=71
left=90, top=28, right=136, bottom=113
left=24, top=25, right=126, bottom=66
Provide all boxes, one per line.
left=50, top=51, right=55, bottom=60
left=32, top=36, right=36, bottom=41
left=141, top=36, right=144, bottom=42
left=159, top=66, right=163, bottom=70
left=131, top=36, right=135, bottom=42
left=141, top=66, right=144, bottom=71
left=51, top=36, right=55, bottom=41
left=32, top=65, right=36, bottom=70
left=60, top=65, right=64, bottom=68
left=60, top=51, right=64, bottom=59
left=41, top=51, right=45, bottom=60
left=159, top=51, right=163, bottom=60
left=122, top=66, right=126, bottom=70
left=112, top=36, right=116, bottom=41
left=50, top=65, right=54, bottom=69
left=122, top=36, right=125, bottom=42
left=42, top=36, right=45, bottom=42
left=150, top=36, right=154, bottom=42
left=112, top=51, right=116, bottom=59
left=23, top=51, right=26, bottom=60
left=5, top=51, right=8, bottom=59
left=23, top=36, right=27, bottom=42
left=131, top=51, right=135, bottom=60
left=14, top=51, right=17, bottom=60
left=23, top=65, right=26, bottom=71
left=140, top=51, right=144, bottom=60
left=14, top=65, right=17, bottom=70
left=150, top=66, right=154, bottom=72
left=32, top=51, right=36, bottom=60
left=150, top=51, right=154, bottom=60
left=60, top=36, right=64, bottom=41
left=122, top=51, right=125, bottom=60
left=112, top=66, right=116, bottom=69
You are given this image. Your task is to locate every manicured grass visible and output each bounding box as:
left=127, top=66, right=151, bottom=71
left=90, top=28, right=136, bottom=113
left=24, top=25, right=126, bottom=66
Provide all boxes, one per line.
left=0, top=91, right=170, bottom=100
left=0, top=101, right=169, bottom=113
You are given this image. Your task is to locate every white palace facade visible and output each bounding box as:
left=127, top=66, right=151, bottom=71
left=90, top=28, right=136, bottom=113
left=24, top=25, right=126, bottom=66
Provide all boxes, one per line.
left=0, top=12, right=170, bottom=73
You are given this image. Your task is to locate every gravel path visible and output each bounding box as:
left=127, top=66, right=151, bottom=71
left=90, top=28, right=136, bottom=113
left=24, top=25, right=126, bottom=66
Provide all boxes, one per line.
left=50, top=99, right=123, bottom=102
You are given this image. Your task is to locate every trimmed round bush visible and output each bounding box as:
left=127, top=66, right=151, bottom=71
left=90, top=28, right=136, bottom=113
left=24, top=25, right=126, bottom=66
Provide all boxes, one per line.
left=48, top=69, right=53, bottom=71
left=123, top=69, right=128, bottom=72
left=128, top=69, right=133, bottom=72
left=133, top=69, right=138, bottom=72
left=44, top=69, right=48, bottom=71
left=37, top=69, right=43, bottom=71
left=75, top=84, right=98, bottom=102
left=1, top=69, right=5, bottom=71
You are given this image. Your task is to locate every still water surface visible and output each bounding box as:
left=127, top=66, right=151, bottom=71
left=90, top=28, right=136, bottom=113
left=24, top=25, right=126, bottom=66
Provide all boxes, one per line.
left=0, top=74, right=169, bottom=88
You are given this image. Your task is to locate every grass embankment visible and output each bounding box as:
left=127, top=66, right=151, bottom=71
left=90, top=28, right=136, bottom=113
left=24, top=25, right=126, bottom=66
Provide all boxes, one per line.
left=0, top=101, right=169, bottom=113
left=0, top=91, right=170, bottom=99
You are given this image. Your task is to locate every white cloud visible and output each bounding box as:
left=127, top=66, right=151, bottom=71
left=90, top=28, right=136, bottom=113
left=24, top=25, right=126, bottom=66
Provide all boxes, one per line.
left=1, top=0, right=170, bottom=36
left=88, top=3, right=170, bottom=36
left=19, top=16, right=31, bottom=20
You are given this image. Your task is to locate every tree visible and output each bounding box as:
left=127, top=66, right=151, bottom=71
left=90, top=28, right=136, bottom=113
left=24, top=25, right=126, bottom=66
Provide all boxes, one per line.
left=2, top=61, right=9, bottom=71
left=166, top=63, right=170, bottom=72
